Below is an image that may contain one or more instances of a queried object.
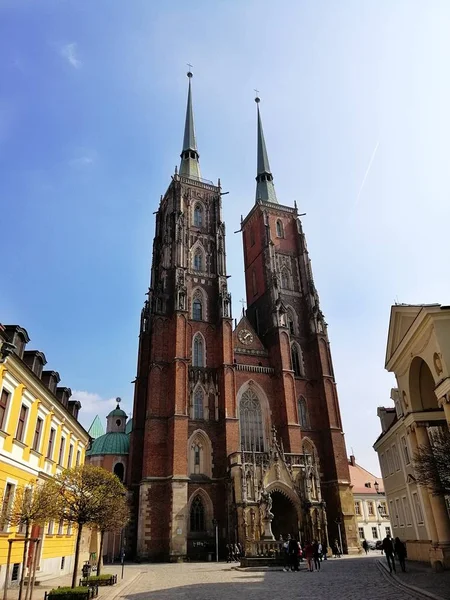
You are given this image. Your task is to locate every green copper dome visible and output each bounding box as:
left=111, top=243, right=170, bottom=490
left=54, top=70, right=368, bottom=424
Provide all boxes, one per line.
left=86, top=432, right=130, bottom=456
left=108, top=407, right=128, bottom=418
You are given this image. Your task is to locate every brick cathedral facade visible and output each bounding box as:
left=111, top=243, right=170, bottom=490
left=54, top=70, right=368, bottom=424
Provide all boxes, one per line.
left=128, top=73, right=358, bottom=560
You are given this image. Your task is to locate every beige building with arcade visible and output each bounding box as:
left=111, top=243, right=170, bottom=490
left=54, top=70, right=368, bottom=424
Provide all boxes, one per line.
left=374, top=304, right=450, bottom=571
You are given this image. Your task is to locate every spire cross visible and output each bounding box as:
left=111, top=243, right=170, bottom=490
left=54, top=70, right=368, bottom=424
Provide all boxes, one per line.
left=187, top=63, right=193, bottom=76
left=254, top=88, right=260, bottom=96
left=240, top=298, right=246, bottom=315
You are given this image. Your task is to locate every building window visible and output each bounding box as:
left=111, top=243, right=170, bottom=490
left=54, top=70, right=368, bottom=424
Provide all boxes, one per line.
left=47, top=428, right=55, bottom=460
left=371, top=527, right=378, bottom=539
left=193, top=204, right=203, bottom=227
left=193, top=388, right=204, bottom=420
left=0, top=389, right=11, bottom=430
left=190, top=495, right=205, bottom=532
left=281, top=268, right=290, bottom=290
left=379, top=501, right=387, bottom=516
left=354, top=502, right=361, bottom=516
left=385, top=526, right=391, bottom=536
left=58, top=519, right=64, bottom=535
left=367, top=502, right=374, bottom=516
left=32, top=417, right=43, bottom=452
left=194, top=445, right=200, bottom=467
left=291, top=344, right=304, bottom=377
left=193, top=249, right=203, bottom=271
left=11, top=564, right=20, bottom=582
left=386, top=449, right=394, bottom=475
left=76, top=450, right=81, bottom=466
left=1, top=483, right=14, bottom=531
left=276, top=220, right=284, bottom=238
left=47, top=520, right=54, bottom=535
left=252, top=270, right=257, bottom=296
left=16, top=404, right=28, bottom=442
left=67, top=444, right=73, bottom=468
left=402, top=496, right=412, bottom=526
left=114, top=462, right=124, bottom=482
left=193, top=298, right=203, bottom=321
left=239, top=388, right=264, bottom=452
left=392, top=444, right=400, bottom=471
left=61, top=557, right=65, bottom=570
left=298, top=397, right=309, bottom=429
left=412, top=492, right=424, bottom=524
left=401, top=436, right=410, bottom=465
left=58, top=437, right=65, bottom=466
left=358, top=527, right=364, bottom=540
left=193, top=335, right=204, bottom=367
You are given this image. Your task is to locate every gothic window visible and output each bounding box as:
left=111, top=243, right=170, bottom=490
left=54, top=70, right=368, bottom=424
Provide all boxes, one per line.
left=193, top=248, right=203, bottom=271
left=252, top=269, right=258, bottom=296
left=298, top=397, right=309, bottom=429
left=276, top=219, right=284, bottom=238
left=193, top=387, right=204, bottom=420
left=188, top=431, right=213, bottom=477
left=193, top=334, right=205, bottom=367
left=287, top=310, right=295, bottom=335
left=291, top=343, right=304, bottom=377
left=194, top=445, right=200, bottom=466
left=192, top=297, right=203, bottom=321
left=281, top=267, right=290, bottom=290
left=239, top=388, right=264, bottom=452
left=190, top=495, right=205, bottom=532
left=193, top=204, right=203, bottom=227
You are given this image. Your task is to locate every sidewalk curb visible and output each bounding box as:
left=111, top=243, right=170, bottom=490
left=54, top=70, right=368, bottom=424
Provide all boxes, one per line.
left=376, top=559, right=446, bottom=600
left=108, top=571, right=145, bottom=600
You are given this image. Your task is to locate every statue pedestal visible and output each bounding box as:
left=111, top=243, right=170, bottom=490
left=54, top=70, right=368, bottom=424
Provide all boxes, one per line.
left=261, top=516, right=275, bottom=541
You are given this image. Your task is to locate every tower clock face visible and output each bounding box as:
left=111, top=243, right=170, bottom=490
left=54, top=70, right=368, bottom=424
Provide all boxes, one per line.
left=238, top=329, right=253, bottom=345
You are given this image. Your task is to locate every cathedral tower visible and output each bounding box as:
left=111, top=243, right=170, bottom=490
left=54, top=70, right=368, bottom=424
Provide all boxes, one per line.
left=128, top=72, right=233, bottom=560
left=240, top=96, right=358, bottom=552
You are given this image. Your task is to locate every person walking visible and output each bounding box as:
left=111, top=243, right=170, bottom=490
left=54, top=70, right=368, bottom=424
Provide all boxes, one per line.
left=362, top=539, right=369, bottom=555
left=288, top=536, right=299, bottom=571
left=382, top=533, right=396, bottom=573
left=394, top=537, right=407, bottom=572
left=312, top=540, right=321, bottom=571
left=282, top=537, right=290, bottom=572
left=322, top=540, right=328, bottom=560
left=304, top=542, right=314, bottom=572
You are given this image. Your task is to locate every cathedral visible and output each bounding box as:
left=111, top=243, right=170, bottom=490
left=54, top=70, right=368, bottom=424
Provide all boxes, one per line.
left=127, top=72, right=358, bottom=561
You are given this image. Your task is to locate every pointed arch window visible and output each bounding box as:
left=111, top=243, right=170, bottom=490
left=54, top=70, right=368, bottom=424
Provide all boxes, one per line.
left=291, top=343, right=304, bottom=377
left=240, top=388, right=264, bottom=452
left=193, top=334, right=204, bottom=367
left=276, top=219, right=284, bottom=238
left=287, top=311, right=295, bottom=335
left=193, top=248, right=203, bottom=271
left=194, top=204, right=203, bottom=227
left=193, top=387, right=204, bottom=420
left=192, top=295, right=203, bottom=321
left=190, top=495, right=205, bottom=532
left=194, top=444, right=201, bottom=466
left=298, top=397, right=309, bottom=429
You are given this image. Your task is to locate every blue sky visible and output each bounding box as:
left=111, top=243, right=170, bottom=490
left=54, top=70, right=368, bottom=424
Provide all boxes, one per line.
left=1, top=0, right=450, bottom=474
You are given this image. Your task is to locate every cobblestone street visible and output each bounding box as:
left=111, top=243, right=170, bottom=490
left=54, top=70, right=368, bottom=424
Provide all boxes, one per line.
left=116, top=556, right=424, bottom=600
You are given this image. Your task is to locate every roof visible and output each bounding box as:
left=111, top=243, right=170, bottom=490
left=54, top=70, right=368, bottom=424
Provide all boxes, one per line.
left=107, top=407, right=128, bottom=418
left=86, top=432, right=130, bottom=456
left=348, top=458, right=383, bottom=494
left=87, top=415, right=105, bottom=440
left=255, top=98, right=278, bottom=204
left=125, top=418, right=133, bottom=435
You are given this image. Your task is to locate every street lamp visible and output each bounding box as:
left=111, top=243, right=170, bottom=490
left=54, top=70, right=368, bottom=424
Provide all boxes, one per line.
left=212, top=519, right=219, bottom=562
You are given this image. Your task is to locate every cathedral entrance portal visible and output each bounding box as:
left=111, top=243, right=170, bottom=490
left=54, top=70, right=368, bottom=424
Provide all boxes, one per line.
left=271, top=492, right=298, bottom=540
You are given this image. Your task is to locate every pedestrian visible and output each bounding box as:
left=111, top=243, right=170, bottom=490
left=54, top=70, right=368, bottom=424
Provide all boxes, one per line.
left=394, top=537, right=407, bottom=572
left=333, top=539, right=341, bottom=558
left=362, top=539, right=369, bottom=555
left=382, top=533, right=396, bottom=573
left=282, top=537, right=290, bottom=572
left=288, top=536, right=299, bottom=571
left=322, top=541, right=328, bottom=560
left=226, top=544, right=232, bottom=563
left=304, top=541, right=314, bottom=572
left=297, top=540, right=303, bottom=563
left=312, top=540, right=321, bottom=571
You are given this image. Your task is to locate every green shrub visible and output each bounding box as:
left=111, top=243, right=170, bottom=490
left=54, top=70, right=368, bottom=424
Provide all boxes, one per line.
left=48, top=587, right=91, bottom=597
left=86, top=574, right=113, bottom=581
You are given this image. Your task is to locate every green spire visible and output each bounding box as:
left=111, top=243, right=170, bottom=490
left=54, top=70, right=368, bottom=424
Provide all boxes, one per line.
left=255, top=96, right=278, bottom=204
left=87, top=415, right=105, bottom=440
left=180, top=71, right=201, bottom=180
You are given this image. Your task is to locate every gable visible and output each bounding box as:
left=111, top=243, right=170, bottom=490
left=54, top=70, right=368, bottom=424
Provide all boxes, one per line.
left=233, top=315, right=266, bottom=353
left=385, top=305, right=423, bottom=367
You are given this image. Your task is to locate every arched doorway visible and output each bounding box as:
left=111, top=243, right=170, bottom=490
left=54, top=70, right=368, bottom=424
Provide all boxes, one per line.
left=271, top=491, right=298, bottom=540
left=409, top=357, right=438, bottom=411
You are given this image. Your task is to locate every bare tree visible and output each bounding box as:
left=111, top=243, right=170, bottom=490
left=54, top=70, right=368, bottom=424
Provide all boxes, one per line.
left=7, top=480, right=58, bottom=600
left=413, top=428, right=450, bottom=496
left=49, top=465, right=128, bottom=588
left=95, top=492, right=130, bottom=575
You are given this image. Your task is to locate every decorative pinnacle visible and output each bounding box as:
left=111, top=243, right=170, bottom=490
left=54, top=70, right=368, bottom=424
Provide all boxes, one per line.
left=254, top=88, right=260, bottom=103
left=116, top=396, right=121, bottom=408
left=187, top=63, right=193, bottom=78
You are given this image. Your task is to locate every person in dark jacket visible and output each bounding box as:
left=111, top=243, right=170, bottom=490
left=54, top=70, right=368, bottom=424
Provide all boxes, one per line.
left=394, top=537, right=407, bottom=572
left=288, top=537, right=299, bottom=571
left=362, top=539, right=369, bottom=554
left=312, top=540, right=321, bottom=571
left=382, top=533, right=396, bottom=573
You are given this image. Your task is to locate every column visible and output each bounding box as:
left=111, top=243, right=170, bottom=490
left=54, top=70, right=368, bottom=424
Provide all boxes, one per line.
left=439, top=396, right=450, bottom=428
left=415, top=424, right=450, bottom=543
left=3, top=384, right=26, bottom=452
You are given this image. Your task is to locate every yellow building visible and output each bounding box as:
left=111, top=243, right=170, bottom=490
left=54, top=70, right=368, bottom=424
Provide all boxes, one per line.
left=374, top=304, right=450, bottom=571
left=0, top=324, right=89, bottom=588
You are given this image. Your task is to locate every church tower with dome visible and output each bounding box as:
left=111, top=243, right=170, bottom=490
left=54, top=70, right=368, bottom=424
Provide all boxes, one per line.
left=127, top=74, right=358, bottom=561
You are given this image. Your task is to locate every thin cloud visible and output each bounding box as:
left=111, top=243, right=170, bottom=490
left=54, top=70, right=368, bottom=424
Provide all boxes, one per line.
left=72, top=390, right=124, bottom=431
left=355, top=140, right=379, bottom=205
left=60, top=42, right=81, bottom=69
left=68, top=150, right=97, bottom=169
